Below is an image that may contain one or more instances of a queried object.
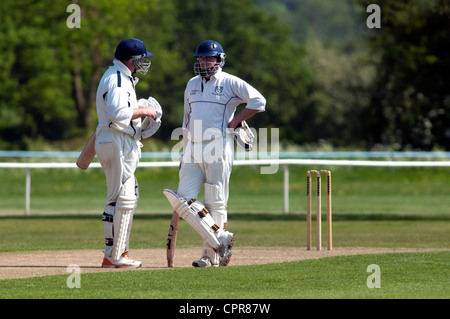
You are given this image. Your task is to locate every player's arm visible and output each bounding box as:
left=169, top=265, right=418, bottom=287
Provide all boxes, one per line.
left=131, top=106, right=156, bottom=120
left=228, top=108, right=259, bottom=129
left=228, top=78, right=265, bottom=129
left=182, top=128, right=189, bottom=152
left=180, top=84, right=191, bottom=165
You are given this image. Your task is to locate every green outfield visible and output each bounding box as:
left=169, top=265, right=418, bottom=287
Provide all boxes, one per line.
left=1, top=251, right=448, bottom=299
left=1, top=165, right=450, bottom=216
left=0, top=165, right=449, bottom=300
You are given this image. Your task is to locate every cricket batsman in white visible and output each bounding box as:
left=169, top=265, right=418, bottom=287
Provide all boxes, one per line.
left=164, top=40, right=266, bottom=267
left=95, top=38, right=162, bottom=268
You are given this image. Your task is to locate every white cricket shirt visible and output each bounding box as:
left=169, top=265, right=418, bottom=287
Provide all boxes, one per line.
left=183, top=68, right=266, bottom=142
left=96, top=59, right=141, bottom=139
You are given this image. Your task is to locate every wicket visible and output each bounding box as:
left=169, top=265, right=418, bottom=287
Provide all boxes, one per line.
left=306, top=170, right=332, bottom=251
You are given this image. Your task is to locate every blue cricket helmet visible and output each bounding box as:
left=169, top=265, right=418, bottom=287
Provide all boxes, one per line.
left=115, top=38, right=153, bottom=60
left=193, top=40, right=226, bottom=76
left=115, top=38, right=153, bottom=75
left=193, top=40, right=225, bottom=58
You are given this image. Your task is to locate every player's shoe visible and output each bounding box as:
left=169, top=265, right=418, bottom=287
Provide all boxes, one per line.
left=218, top=231, right=235, bottom=266
left=192, top=232, right=235, bottom=267
left=101, top=252, right=142, bottom=268
left=192, top=256, right=218, bottom=268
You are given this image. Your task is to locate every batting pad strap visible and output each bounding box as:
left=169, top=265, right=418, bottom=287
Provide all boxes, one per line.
left=163, top=189, right=221, bottom=249
left=102, top=212, right=114, bottom=248
left=210, top=212, right=227, bottom=230
left=197, top=208, right=209, bottom=218
left=102, top=212, right=114, bottom=223
left=190, top=201, right=221, bottom=231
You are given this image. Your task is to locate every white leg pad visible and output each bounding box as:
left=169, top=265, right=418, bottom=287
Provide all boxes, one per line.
left=112, top=177, right=137, bottom=260
left=125, top=177, right=139, bottom=252
left=163, top=189, right=221, bottom=249
left=112, top=208, right=133, bottom=261
left=124, top=209, right=135, bottom=253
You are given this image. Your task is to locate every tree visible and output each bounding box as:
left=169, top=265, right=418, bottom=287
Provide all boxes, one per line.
left=170, top=0, right=314, bottom=143
left=256, top=0, right=379, bottom=147
left=0, top=0, right=24, bottom=145
left=0, top=0, right=156, bottom=145
left=257, top=0, right=363, bottom=44
left=66, top=0, right=158, bottom=131
left=302, top=38, right=376, bottom=147
left=358, top=0, right=450, bottom=150
left=0, top=0, right=76, bottom=144
left=0, top=0, right=314, bottom=148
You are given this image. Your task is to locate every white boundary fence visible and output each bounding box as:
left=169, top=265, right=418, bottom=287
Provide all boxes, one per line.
left=2, top=158, right=450, bottom=216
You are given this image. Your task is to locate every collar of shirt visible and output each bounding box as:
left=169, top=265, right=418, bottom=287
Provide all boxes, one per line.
left=113, top=58, right=133, bottom=78
left=210, top=67, right=223, bottom=80
left=201, top=67, right=223, bottom=83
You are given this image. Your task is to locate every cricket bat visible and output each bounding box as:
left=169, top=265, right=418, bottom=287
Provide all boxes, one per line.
left=76, top=132, right=96, bottom=170
left=166, top=211, right=180, bottom=267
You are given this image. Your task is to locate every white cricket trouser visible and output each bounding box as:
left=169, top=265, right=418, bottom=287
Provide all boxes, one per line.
left=177, top=137, right=233, bottom=220
left=95, top=128, right=140, bottom=258
left=95, top=128, right=140, bottom=206
left=178, top=137, right=234, bottom=265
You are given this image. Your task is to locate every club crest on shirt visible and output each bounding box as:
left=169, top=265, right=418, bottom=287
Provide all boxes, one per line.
left=213, top=86, right=224, bottom=95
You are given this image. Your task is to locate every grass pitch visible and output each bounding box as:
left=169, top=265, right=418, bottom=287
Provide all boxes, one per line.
left=0, top=165, right=449, bottom=302
left=1, top=251, right=448, bottom=299
left=0, top=216, right=448, bottom=300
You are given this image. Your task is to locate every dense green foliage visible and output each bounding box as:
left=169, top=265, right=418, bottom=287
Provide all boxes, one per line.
left=0, top=0, right=312, bottom=147
left=358, top=0, right=450, bottom=150
left=0, top=0, right=449, bottom=150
